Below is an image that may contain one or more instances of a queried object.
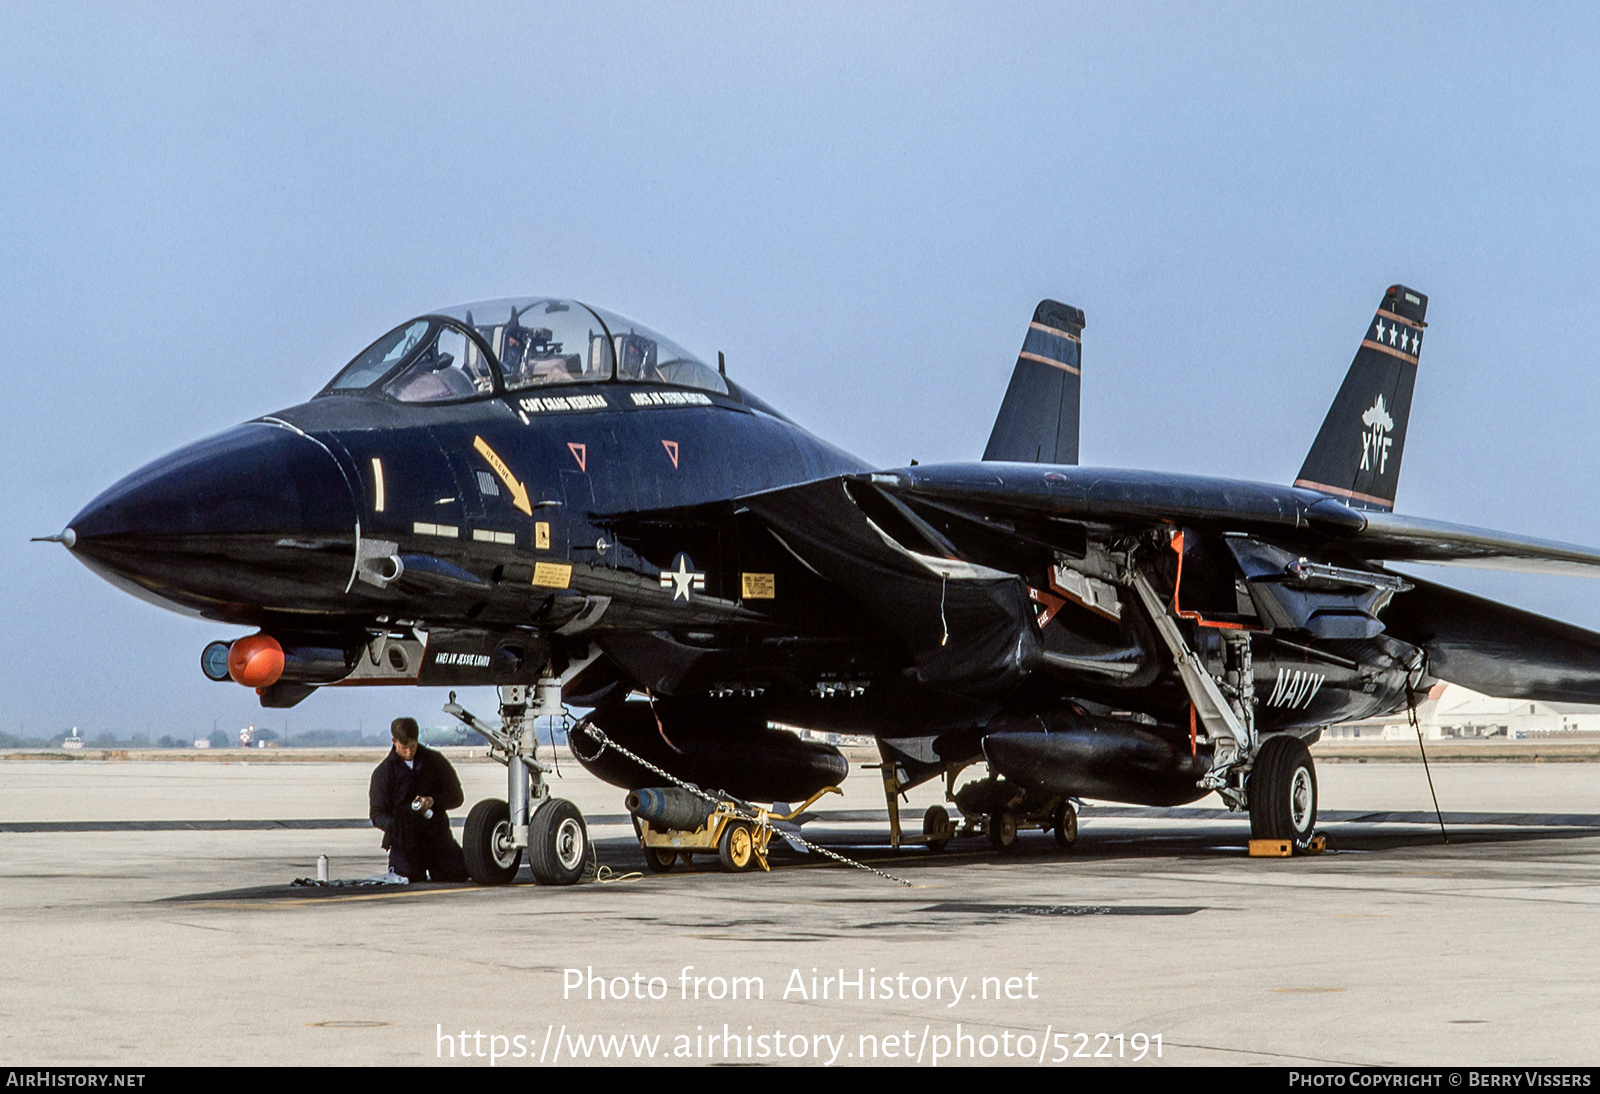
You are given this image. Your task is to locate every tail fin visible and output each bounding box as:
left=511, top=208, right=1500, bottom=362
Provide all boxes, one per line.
left=1294, top=284, right=1428, bottom=511
left=982, top=300, right=1085, bottom=464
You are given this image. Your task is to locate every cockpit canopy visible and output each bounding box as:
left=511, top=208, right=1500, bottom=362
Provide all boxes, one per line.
left=320, top=297, right=728, bottom=404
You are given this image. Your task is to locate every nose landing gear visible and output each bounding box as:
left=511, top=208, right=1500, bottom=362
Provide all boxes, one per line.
left=463, top=798, right=521, bottom=884
left=446, top=675, right=592, bottom=886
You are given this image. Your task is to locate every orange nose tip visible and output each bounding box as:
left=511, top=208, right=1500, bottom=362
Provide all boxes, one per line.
left=228, top=634, right=285, bottom=688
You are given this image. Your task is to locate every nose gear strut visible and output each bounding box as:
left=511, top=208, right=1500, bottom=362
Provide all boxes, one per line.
left=445, top=649, right=601, bottom=886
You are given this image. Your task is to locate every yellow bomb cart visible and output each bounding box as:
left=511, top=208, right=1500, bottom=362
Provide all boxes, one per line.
left=628, top=786, right=840, bottom=873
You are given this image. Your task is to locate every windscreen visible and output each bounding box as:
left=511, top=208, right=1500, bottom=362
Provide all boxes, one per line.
left=325, top=319, right=431, bottom=392
left=381, top=324, right=495, bottom=402
left=321, top=318, right=496, bottom=402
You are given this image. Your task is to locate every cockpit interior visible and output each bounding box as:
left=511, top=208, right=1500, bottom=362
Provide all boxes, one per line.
left=319, top=297, right=729, bottom=404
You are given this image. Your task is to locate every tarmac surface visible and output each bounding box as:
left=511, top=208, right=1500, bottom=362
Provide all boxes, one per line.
left=2, top=751, right=1598, bottom=1067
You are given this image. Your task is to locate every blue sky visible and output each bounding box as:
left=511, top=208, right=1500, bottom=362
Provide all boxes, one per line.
left=3, top=4, right=1598, bottom=737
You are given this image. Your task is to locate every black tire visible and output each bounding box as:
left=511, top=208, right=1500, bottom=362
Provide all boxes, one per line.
left=529, top=798, right=587, bottom=886
left=1052, top=801, right=1078, bottom=850
left=718, top=821, right=757, bottom=872
left=988, top=808, right=1018, bottom=852
left=1249, top=734, right=1318, bottom=842
left=463, top=798, right=521, bottom=885
left=642, top=845, right=678, bottom=873
left=923, top=805, right=951, bottom=852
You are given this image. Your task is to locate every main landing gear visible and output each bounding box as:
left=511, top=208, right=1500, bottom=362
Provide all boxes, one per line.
left=1129, top=548, right=1322, bottom=852
left=1247, top=733, right=1318, bottom=842
left=447, top=679, right=589, bottom=886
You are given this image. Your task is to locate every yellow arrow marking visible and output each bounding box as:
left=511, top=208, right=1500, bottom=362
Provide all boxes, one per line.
left=472, top=436, right=532, bottom=515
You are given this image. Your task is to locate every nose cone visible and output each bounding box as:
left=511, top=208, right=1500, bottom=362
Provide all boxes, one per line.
left=67, top=422, right=358, bottom=620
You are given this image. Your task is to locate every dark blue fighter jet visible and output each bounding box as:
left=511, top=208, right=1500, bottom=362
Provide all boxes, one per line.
left=48, top=287, right=1600, bottom=883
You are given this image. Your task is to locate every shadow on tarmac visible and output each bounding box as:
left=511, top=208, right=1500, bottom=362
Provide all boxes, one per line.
left=157, top=812, right=1600, bottom=906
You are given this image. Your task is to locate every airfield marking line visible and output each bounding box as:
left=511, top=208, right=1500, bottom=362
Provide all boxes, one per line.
left=165, top=919, right=233, bottom=933
left=1137, top=871, right=1600, bottom=908
left=1161, top=1040, right=1369, bottom=1067
left=785, top=992, right=969, bottom=1041
left=1136, top=871, right=1478, bottom=893
left=1444, top=882, right=1600, bottom=900
left=177, top=885, right=495, bottom=909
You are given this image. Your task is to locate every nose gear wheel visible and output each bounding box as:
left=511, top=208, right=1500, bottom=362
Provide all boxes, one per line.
left=530, top=798, right=588, bottom=885
left=464, top=798, right=522, bottom=885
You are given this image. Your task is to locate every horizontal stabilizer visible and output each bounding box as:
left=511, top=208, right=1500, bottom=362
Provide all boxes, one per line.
left=1385, top=576, right=1600, bottom=703
left=1340, top=511, right=1600, bottom=577
left=983, top=300, right=1085, bottom=465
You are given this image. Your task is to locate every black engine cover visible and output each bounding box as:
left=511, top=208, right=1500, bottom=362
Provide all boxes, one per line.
left=982, top=707, right=1212, bottom=807
left=569, top=701, right=849, bottom=803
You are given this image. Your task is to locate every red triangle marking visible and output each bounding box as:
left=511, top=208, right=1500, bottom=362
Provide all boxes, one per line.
left=567, top=442, right=587, bottom=472
left=661, top=439, right=679, bottom=468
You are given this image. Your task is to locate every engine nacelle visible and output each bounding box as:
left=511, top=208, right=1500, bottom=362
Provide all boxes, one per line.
left=981, top=707, right=1212, bottom=807
left=570, top=701, right=848, bottom=803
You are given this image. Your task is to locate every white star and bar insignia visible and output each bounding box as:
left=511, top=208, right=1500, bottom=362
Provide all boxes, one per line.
left=659, top=552, right=706, bottom=601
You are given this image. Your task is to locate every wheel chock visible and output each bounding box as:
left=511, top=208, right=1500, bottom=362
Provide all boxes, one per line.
left=1248, top=834, right=1326, bottom=858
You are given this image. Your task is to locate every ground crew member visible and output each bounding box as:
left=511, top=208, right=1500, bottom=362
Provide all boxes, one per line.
left=369, top=717, right=468, bottom=882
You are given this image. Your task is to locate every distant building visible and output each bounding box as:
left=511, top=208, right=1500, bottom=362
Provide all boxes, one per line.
left=1322, top=683, right=1600, bottom=741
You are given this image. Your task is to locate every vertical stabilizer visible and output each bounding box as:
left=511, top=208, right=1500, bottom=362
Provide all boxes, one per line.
left=1294, top=284, right=1428, bottom=511
left=982, top=300, right=1085, bottom=464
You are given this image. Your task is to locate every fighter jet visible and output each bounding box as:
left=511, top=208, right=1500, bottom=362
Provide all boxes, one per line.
left=47, top=286, right=1600, bottom=883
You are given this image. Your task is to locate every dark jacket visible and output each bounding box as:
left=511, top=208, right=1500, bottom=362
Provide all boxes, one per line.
left=369, top=745, right=465, bottom=850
